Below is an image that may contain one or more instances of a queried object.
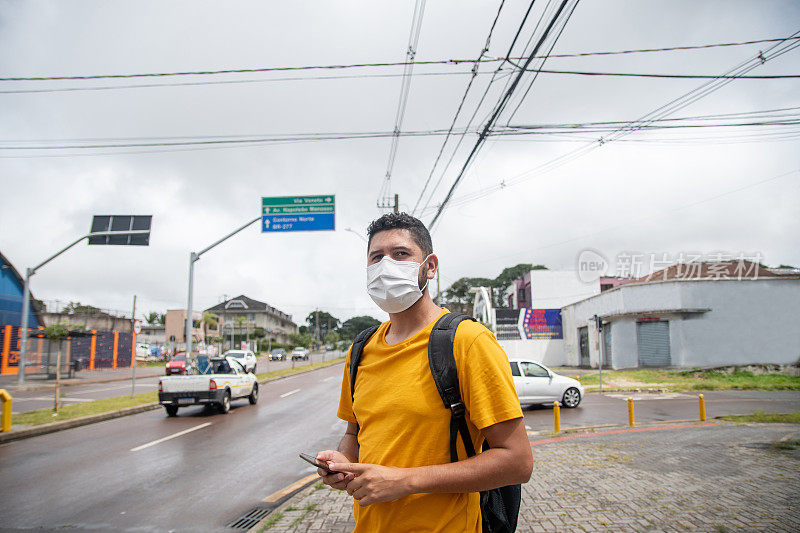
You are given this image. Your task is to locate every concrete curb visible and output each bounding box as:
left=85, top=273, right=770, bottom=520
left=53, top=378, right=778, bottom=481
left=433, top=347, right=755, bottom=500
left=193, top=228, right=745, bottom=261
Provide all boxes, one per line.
left=247, top=478, right=322, bottom=532
left=0, top=402, right=161, bottom=444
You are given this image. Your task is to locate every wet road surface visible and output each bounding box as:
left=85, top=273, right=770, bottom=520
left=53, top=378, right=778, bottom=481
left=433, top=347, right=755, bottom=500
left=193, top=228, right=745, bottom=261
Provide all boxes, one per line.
left=2, top=362, right=797, bottom=531
left=0, top=362, right=348, bottom=532
left=9, top=351, right=342, bottom=413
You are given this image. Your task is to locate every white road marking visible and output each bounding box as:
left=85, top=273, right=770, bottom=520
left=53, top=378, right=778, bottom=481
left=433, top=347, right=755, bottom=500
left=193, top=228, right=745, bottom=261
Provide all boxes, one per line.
left=322, top=376, right=337, bottom=382
left=280, top=388, right=301, bottom=398
left=130, top=422, right=212, bottom=452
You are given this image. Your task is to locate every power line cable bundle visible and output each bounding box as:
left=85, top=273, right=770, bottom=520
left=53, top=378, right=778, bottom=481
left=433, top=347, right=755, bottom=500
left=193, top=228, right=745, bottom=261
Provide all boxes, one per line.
left=427, top=0, right=580, bottom=229
left=377, top=0, right=427, bottom=209
left=418, top=29, right=800, bottom=219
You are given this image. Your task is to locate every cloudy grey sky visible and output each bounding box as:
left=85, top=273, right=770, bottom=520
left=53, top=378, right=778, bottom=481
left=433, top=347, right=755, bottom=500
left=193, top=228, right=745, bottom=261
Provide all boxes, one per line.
left=1, top=0, right=798, bottom=327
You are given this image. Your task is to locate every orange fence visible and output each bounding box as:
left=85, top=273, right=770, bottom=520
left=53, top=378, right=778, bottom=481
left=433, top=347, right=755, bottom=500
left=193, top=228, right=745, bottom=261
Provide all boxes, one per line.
left=0, top=325, right=136, bottom=375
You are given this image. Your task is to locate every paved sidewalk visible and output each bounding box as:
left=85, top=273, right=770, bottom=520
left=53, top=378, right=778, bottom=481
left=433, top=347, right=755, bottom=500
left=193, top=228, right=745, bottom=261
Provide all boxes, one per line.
left=0, top=366, right=164, bottom=392
left=253, top=422, right=800, bottom=532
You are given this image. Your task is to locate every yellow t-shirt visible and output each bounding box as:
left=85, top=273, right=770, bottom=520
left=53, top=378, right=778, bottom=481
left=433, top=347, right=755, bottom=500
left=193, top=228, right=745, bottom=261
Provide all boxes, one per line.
left=336, top=309, right=523, bottom=532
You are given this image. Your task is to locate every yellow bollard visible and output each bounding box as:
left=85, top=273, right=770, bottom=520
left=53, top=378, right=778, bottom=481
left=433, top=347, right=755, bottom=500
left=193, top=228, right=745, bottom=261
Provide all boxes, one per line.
left=699, top=394, right=706, bottom=421
left=553, top=401, right=561, bottom=433
left=627, top=397, right=635, bottom=427
left=0, top=389, right=12, bottom=433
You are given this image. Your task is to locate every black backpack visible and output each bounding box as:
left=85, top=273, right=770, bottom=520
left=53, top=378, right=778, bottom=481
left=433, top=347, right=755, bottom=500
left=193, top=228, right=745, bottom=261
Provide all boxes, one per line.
left=349, top=312, right=521, bottom=533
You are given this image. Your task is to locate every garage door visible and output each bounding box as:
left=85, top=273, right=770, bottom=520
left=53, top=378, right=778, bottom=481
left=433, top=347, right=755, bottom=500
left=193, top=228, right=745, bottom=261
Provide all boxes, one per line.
left=637, top=321, right=671, bottom=367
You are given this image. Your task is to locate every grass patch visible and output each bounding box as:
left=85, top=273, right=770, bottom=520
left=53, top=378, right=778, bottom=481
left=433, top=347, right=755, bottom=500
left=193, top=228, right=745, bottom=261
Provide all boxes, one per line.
left=256, top=357, right=345, bottom=382
left=256, top=511, right=284, bottom=532
left=718, top=410, right=800, bottom=424
left=579, top=368, right=800, bottom=391
left=772, top=439, right=800, bottom=450
left=12, top=391, right=157, bottom=427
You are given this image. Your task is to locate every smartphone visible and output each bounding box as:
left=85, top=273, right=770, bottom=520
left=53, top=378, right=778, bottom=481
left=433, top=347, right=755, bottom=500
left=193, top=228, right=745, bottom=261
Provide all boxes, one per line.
left=299, top=453, right=341, bottom=474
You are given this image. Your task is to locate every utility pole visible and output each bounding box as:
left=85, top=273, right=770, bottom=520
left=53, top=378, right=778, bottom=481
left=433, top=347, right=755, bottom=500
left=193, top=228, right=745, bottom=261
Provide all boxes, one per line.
left=393, top=194, right=399, bottom=214
left=130, top=295, right=137, bottom=398
left=315, top=309, right=320, bottom=343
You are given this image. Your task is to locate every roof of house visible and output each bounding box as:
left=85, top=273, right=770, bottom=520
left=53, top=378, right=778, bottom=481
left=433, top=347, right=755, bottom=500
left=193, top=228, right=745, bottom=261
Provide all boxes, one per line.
left=205, top=295, right=295, bottom=323
left=634, top=260, right=788, bottom=283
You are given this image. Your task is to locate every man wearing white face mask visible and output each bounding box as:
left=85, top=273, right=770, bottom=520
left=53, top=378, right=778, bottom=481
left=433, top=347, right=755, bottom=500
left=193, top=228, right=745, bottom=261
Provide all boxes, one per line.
left=316, top=213, right=532, bottom=533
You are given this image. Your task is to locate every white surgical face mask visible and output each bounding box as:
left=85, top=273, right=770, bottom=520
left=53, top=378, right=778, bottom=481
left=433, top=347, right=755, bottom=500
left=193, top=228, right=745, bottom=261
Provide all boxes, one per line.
left=366, top=254, right=431, bottom=314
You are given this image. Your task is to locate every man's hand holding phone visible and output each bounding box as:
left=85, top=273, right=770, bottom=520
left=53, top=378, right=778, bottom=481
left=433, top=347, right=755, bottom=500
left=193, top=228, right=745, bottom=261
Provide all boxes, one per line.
left=314, top=450, right=355, bottom=490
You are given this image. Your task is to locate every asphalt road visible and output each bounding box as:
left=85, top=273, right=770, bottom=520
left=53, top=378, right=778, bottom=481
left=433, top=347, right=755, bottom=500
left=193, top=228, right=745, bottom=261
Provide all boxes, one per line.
left=9, top=351, right=341, bottom=413
left=0, top=362, right=348, bottom=532
left=2, top=360, right=798, bottom=531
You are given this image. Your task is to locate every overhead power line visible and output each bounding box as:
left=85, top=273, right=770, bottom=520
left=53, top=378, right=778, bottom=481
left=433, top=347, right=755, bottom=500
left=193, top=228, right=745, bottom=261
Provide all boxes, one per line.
left=419, top=34, right=800, bottom=216
left=428, top=0, right=578, bottom=230
left=411, top=0, right=508, bottom=216
left=3, top=106, right=797, bottom=152
left=2, top=36, right=797, bottom=82
left=378, top=0, right=427, bottom=209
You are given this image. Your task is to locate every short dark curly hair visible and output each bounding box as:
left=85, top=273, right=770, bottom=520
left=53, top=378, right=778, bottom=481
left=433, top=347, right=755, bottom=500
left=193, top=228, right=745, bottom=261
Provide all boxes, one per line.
left=366, top=213, right=433, bottom=256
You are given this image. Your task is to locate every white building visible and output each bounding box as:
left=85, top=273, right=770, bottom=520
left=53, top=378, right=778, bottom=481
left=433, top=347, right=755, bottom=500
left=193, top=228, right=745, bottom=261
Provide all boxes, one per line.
left=560, top=262, right=800, bottom=369
left=499, top=270, right=603, bottom=365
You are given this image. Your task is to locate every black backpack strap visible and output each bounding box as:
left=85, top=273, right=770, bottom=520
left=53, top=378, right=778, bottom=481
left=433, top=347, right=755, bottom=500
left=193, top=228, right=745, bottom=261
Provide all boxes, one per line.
left=428, top=312, right=477, bottom=462
left=349, top=325, right=380, bottom=404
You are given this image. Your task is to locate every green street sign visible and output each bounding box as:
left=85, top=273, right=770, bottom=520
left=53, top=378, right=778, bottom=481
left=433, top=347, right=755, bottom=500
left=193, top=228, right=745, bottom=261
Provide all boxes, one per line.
left=261, top=195, right=335, bottom=215
left=261, top=195, right=335, bottom=232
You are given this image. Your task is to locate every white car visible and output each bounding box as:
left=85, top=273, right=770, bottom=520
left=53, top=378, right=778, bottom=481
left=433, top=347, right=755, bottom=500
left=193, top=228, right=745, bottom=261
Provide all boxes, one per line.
left=509, top=359, right=584, bottom=408
left=291, top=347, right=309, bottom=360
left=158, top=357, right=258, bottom=416
left=222, top=350, right=257, bottom=373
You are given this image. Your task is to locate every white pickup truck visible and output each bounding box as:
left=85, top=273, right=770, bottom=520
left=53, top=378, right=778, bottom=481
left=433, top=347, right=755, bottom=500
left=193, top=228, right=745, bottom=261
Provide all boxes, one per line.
left=158, top=356, right=259, bottom=416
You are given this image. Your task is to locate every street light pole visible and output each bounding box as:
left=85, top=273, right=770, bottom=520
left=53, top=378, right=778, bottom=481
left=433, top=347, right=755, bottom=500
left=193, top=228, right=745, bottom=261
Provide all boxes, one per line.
left=17, top=230, right=148, bottom=386
left=185, top=216, right=259, bottom=357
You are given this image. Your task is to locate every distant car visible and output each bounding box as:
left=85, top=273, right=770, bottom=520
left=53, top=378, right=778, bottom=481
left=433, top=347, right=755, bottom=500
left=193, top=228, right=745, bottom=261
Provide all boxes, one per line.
left=269, top=348, right=287, bottom=361
left=509, top=359, right=584, bottom=408
left=222, top=350, right=257, bottom=373
left=291, top=347, right=309, bottom=360
left=158, top=356, right=258, bottom=416
left=135, top=343, right=152, bottom=361
left=166, top=353, right=188, bottom=375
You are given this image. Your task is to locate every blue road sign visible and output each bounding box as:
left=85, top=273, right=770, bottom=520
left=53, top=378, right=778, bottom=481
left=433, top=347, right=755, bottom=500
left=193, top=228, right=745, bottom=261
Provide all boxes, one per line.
left=262, top=213, right=335, bottom=232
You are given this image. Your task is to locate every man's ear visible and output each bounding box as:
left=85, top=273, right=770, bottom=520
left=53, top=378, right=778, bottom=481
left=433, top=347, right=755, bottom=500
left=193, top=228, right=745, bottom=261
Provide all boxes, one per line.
left=427, top=254, right=438, bottom=279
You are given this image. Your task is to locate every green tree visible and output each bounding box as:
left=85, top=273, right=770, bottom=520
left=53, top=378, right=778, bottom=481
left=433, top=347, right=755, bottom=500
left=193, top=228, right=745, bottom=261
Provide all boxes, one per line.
left=442, top=276, right=493, bottom=314
left=289, top=332, right=314, bottom=348
left=306, top=310, right=340, bottom=341
left=323, top=330, right=340, bottom=345
left=44, top=324, right=70, bottom=340
left=64, top=301, right=105, bottom=316
left=145, top=311, right=166, bottom=325
left=337, top=315, right=381, bottom=341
